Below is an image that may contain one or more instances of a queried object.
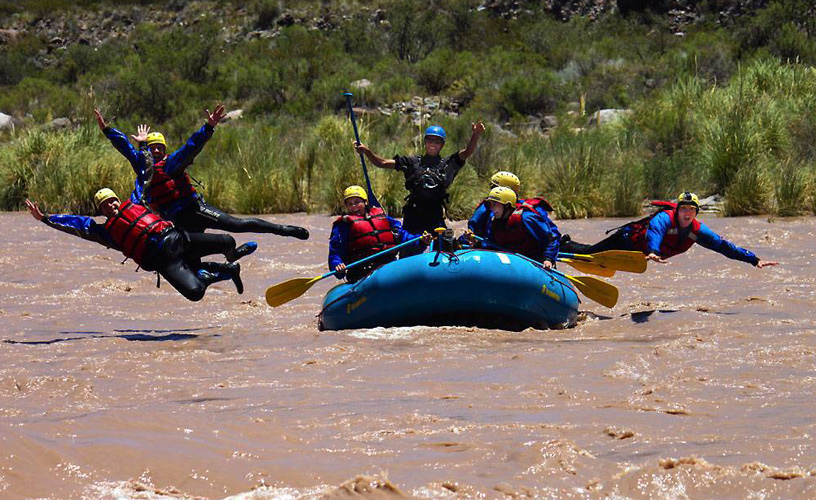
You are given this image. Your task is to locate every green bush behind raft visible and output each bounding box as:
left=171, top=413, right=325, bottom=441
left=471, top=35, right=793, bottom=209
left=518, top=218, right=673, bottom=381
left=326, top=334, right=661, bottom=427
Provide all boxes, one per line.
left=3, top=0, right=816, bottom=218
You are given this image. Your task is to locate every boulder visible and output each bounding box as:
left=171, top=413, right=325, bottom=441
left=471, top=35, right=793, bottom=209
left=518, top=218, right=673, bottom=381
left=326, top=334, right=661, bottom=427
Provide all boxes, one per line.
left=48, top=117, right=72, bottom=130
left=351, top=79, right=372, bottom=90
left=587, top=109, right=631, bottom=127
left=540, top=115, right=558, bottom=130
left=222, top=109, right=243, bottom=124
left=0, top=113, right=14, bottom=131
left=0, top=29, right=21, bottom=45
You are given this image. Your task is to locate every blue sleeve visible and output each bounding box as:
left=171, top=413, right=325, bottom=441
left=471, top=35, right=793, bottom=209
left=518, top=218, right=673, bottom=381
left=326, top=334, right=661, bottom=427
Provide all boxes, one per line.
left=103, top=127, right=143, bottom=173
left=42, top=214, right=114, bottom=248
left=328, top=222, right=349, bottom=275
left=521, top=211, right=559, bottom=263
left=646, top=211, right=671, bottom=255
left=537, top=210, right=561, bottom=263
left=695, top=222, right=759, bottom=265
left=468, top=202, right=489, bottom=235
left=163, top=124, right=214, bottom=176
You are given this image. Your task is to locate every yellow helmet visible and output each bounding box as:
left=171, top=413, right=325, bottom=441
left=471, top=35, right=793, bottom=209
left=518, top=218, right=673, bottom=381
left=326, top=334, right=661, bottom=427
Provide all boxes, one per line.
left=490, top=171, right=521, bottom=194
left=343, top=185, right=368, bottom=202
left=677, top=191, right=700, bottom=212
left=486, top=186, right=517, bottom=206
left=93, top=188, right=119, bottom=209
left=146, top=132, right=166, bottom=147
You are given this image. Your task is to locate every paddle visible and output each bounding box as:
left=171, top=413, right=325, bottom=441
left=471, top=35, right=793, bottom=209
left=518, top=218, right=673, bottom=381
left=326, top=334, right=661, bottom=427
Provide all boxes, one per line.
left=558, top=257, right=616, bottom=278
left=343, top=92, right=381, bottom=208
left=265, top=235, right=423, bottom=307
left=470, top=234, right=619, bottom=308
left=558, top=250, right=647, bottom=274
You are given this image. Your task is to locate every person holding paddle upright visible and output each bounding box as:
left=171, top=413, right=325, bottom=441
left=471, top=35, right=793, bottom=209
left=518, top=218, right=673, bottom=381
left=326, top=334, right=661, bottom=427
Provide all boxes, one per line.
left=560, top=192, right=778, bottom=268
left=94, top=107, right=309, bottom=241
left=329, top=186, right=432, bottom=283
left=467, top=186, right=561, bottom=270
left=353, top=121, right=486, bottom=255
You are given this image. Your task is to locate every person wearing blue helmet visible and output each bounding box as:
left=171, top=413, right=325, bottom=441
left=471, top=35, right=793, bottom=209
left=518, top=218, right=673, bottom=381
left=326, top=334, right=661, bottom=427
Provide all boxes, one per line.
left=353, top=121, right=486, bottom=254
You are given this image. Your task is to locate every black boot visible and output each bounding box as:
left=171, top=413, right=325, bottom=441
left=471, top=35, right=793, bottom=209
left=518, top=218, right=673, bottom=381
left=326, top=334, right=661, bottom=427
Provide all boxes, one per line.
left=228, top=262, right=243, bottom=294
left=276, top=224, right=309, bottom=240
left=197, top=262, right=242, bottom=294
left=226, top=241, right=258, bottom=263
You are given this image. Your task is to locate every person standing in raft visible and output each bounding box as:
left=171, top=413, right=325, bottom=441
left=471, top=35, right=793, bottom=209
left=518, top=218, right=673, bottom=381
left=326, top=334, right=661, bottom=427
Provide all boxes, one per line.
left=26, top=189, right=248, bottom=301
left=469, top=186, right=561, bottom=269
left=328, top=185, right=432, bottom=283
left=94, top=107, right=309, bottom=240
left=353, top=121, right=486, bottom=254
left=560, top=192, right=779, bottom=268
left=466, top=170, right=558, bottom=243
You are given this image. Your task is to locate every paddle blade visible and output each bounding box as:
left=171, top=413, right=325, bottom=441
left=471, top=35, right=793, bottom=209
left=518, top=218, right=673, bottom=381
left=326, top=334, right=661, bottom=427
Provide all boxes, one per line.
left=566, top=275, right=619, bottom=308
left=265, top=276, right=321, bottom=307
left=559, top=257, right=616, bottom=277
left=577, top=250, right=647, bottom=274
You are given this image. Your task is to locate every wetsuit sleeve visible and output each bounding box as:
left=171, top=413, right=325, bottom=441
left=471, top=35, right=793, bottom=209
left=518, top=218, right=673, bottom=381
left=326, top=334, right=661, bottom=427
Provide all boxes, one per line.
left=392, top=155, right=415, bottom=174
left=443, top=152, right=465, bottom=188
left=521, top=211, right=559, bottom=263
left=103, top=127, right=143, bottom=173
left=696, top=222, right=760, bottom=265
left=42, top=214, right=113, bottom=248
left=163, top=123, right=215, bottom=176
left=328, top=222, right=349, bottom=275
left=645, top=211, right=671, bottom=255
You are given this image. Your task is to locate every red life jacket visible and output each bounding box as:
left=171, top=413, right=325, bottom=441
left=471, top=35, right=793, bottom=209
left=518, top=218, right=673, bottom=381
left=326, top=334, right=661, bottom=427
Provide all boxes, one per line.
left=104, top=201, right=174, bottom=265
left=520, top=196, right=554, bottom=213
left=337, top=207, right=398, bottom=262
left=147, top=158, right=197, bottom=212
left=629, top=202, right=701, bottom=257
left=491, top=203, right=541, bottom=260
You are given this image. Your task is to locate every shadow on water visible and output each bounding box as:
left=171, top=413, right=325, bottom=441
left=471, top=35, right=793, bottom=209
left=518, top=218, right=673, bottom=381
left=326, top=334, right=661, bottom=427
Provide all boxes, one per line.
left=630, top=309, right=678, bottom=323
left=3, top=327, right=219, bottom=345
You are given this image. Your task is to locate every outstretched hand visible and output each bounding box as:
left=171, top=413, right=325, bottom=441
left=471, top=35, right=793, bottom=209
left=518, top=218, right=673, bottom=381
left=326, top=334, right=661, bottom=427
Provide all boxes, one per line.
left=756, top=260, right=779, bottom=269
left=25, top=199, right=44, bottom=221
left=646, top=253, right=668, bottom=264
left=93, top=108, right=107, bottom=131
left=420, top=232, right=433, bottom=245
left=130, top=124, right=150, bottom=143
left=205, top=104, right=227, bottom=127
left=472, top=120, right=486, bottom=137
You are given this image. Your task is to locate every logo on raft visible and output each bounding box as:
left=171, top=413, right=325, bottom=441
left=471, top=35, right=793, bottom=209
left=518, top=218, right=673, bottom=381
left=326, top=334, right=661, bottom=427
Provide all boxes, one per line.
left=540, top=284, right=561, bottom=302
left=346, top=296, right=367, bottom=314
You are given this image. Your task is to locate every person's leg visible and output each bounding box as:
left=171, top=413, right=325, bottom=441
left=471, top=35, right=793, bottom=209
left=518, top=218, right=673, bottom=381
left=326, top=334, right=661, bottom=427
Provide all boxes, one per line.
left=198, top=261, right=243, bottom=294
left=561, top=230, right=633, bottom=255
left=186, top=232, right=236, bottom=259
left=194, top=200, right=309, bottom=239
left=158, top=259, right=208, bottom=302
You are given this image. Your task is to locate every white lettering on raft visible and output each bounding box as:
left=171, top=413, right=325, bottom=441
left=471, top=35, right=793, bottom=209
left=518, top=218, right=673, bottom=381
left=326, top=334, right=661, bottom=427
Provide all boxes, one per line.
left=497, top=254, right=511, bottom=265
left=346, top=296, right=367, bottom=314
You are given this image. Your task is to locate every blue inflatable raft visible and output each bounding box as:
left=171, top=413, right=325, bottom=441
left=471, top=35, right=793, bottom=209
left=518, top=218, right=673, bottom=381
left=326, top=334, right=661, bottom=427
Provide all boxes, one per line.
left=318, top=249, right=580, bottom=331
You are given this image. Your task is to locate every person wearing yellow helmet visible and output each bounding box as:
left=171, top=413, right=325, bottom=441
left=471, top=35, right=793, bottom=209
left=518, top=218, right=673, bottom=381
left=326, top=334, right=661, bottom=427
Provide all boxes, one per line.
left=352, top=121, right=486, bottom=254
left=93, top=106, right=309, bottom=240
left=25, top=186, right=256, bottom=301
left=560, top=192, right=778, bottom=269
left=329, top=185, right=431, bottom=282
left=468, top=186, right=560, bottom=269
left=465, top=170, right=558, bottom=250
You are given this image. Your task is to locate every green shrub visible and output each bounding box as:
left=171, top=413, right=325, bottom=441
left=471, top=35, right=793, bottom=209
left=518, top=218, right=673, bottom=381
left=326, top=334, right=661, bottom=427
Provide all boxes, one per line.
left=772, top=158, right=809, bottom=217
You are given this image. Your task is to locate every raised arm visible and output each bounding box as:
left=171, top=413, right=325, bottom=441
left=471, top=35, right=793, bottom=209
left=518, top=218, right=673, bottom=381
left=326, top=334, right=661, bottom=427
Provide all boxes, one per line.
left=162, top=105, right=225, bottom=175
left=353, top=141, right=396, bottom=169
left=95, top=108, right=144, bottom=173
left=27, top=199, right=111, bottom=247
left=457, top=121, right=485, bottom=161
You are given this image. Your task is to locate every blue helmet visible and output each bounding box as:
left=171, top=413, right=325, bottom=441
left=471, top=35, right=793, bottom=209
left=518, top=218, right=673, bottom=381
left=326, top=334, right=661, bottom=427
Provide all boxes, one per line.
left=424, top=125, right=446, bottom=143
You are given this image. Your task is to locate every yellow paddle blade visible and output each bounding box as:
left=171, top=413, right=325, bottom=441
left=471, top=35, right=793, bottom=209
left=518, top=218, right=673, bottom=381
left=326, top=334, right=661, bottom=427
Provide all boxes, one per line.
left=570, top=250, right=647, bottom=274
left=265, top=276, right=322, bottom=307
left=564, top=274, right=619, bottom=308
left=559, top=257, right=616, bottom=277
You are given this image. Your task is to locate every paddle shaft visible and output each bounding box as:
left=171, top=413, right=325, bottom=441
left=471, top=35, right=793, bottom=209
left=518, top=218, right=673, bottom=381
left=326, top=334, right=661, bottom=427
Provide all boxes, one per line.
left=322, top=234, right=423, bottom=280
left=343, top=92, right=380, bottom=208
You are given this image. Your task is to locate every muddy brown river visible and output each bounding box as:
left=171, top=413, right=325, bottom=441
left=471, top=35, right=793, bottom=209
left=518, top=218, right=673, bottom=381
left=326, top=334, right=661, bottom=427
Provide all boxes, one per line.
left=1, top=211, right=814, bottom=499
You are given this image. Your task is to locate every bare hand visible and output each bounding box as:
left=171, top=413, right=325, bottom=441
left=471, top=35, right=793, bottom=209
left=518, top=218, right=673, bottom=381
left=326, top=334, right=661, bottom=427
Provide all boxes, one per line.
left=352, top=140, right=368, bottom=154
left=756, top=260, right=779, bottom=269
left=205, top=104, right=227, bottom=127
left=472, top=121, right=485, bottom=137
left=420, top=232, right=432, bottom=245
left=130, top=124, right=150, bottom=143
left=542, top=260, right=553, bottom=270
left=25, top=199, right=44, bottom=221
left=646, top=253, right=668, bottom=264
left=462, top=229, right=477, bottom=245
left=93, top=108, right=107, bottom=131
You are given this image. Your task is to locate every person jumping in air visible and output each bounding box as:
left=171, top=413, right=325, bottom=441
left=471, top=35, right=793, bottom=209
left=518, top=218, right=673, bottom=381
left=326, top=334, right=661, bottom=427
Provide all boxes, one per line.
left=94, top=106, right=309, bottom=239
left=560, top=192, right=778, bottom=268
left=328, top=185, right=431, bottom=283
left=353, top=121, right=485, bottom=254
left=26, top=189, right=248, bottom=302
left=468, top=186, right=560, bottom=269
